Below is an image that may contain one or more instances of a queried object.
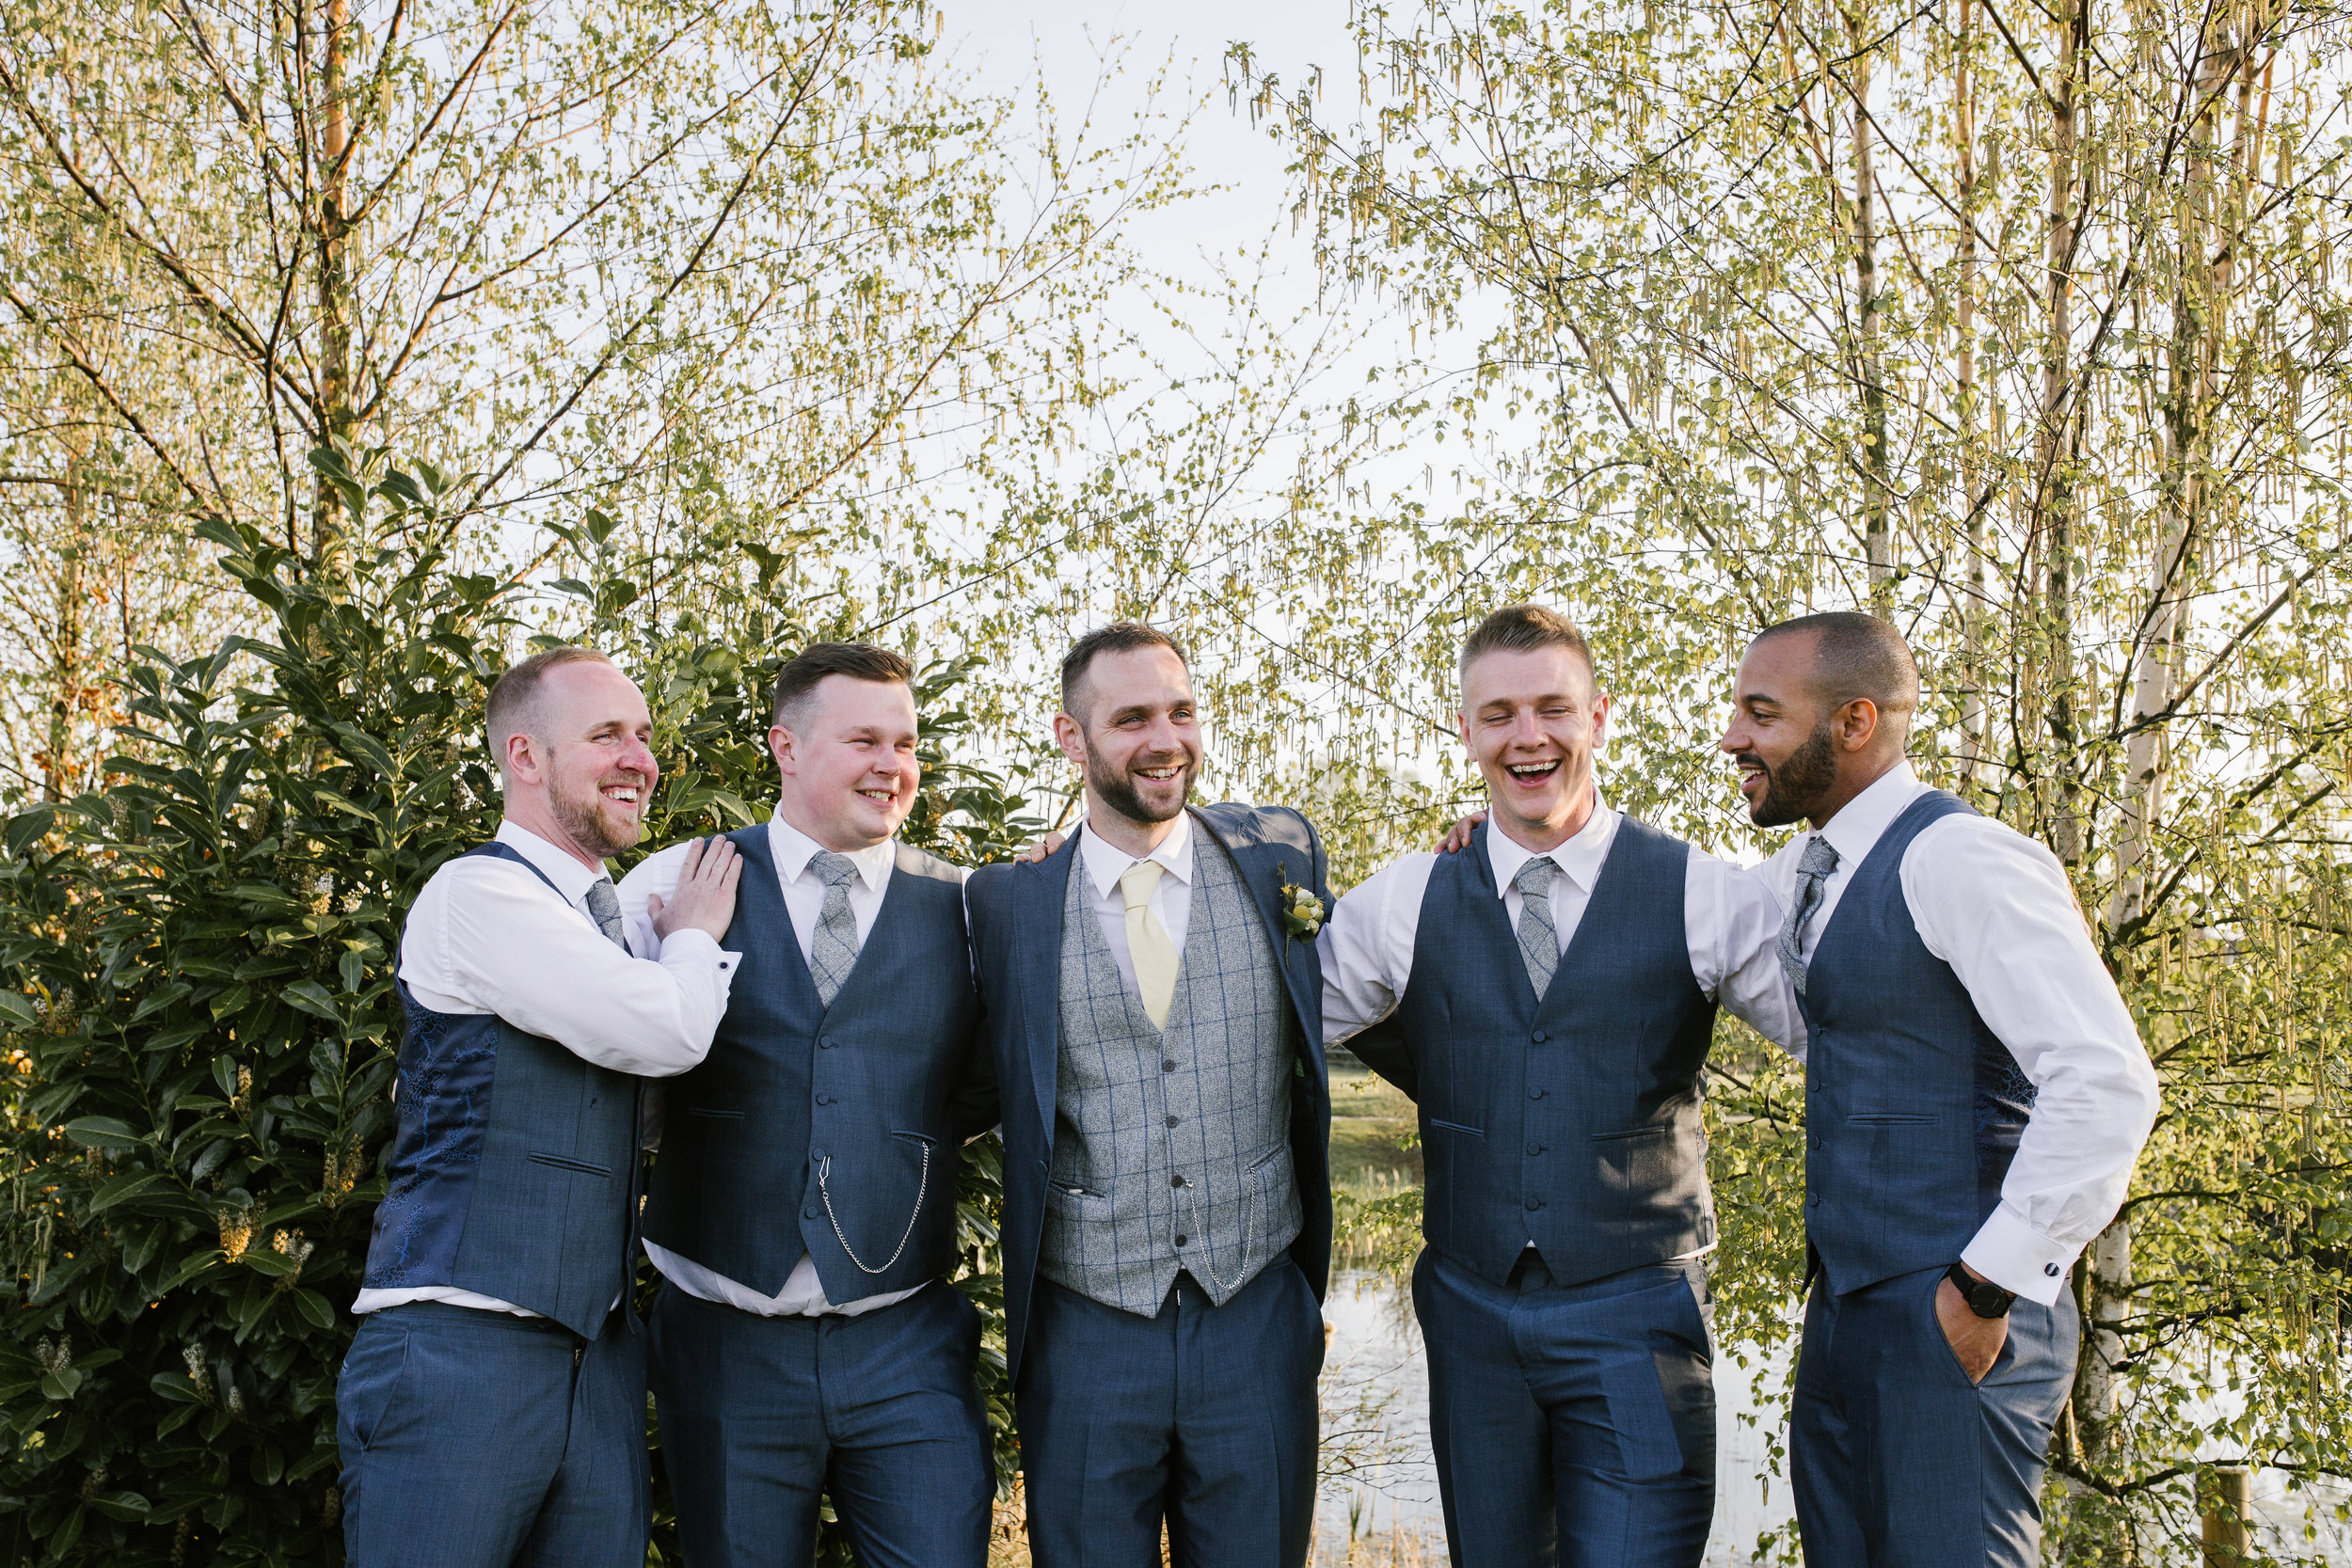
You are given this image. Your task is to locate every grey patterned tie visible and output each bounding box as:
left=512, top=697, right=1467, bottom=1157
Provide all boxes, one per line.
left=583, top=878, right=629, bottom=954
left=1776, top=835, right=1842, bottom=996
left=807, top=851, right=864, bottom=1006
left=1513, top=856, right=1561, bottom=997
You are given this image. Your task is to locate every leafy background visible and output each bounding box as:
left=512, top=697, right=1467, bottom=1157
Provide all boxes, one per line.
left=0, top=455, right=1043, bottom=1563
left=0, top=0, right=2345, bottom=1560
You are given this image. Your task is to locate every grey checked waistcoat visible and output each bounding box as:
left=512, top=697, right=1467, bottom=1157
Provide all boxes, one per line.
left=1042, top=829, right=1301, bottom=1314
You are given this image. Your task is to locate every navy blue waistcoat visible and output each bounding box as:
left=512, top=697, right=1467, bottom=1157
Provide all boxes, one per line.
left=640, top=825, right=982, bottom=1304
left=1350, top=816, right=1717, bottom=1289
left=1799, top=790, right=2038, bottom=1294
left=362, top=842, right=644, bottom=1339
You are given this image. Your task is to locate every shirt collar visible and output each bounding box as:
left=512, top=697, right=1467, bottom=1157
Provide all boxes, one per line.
left=1813, top=762, right=1928, bottom=872
left=495, top=819, right=609, bottom=905
left=1078, top=809, right=1195, bottom=901
left=1482, top=788, right=1620, bottom=899
left=768, top=807, right=896, bottom=892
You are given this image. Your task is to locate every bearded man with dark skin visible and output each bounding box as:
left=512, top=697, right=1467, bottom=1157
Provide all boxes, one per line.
left=342, top=647, right=741, bottom=1568
left=963, top=623, right=1335, bottom=1568
left=1719, top=611, right=2157, bottom=1568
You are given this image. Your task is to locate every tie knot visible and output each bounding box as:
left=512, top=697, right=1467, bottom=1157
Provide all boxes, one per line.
left=1513, top=856, right=1559, bottom=896
left=810, top=850, right=861, bottom=890
left=1118, top=859, right=1165, bottom=913
left=1797, top=835, right=1840, bottom=878
left=585, top=878, right=621, bottom=918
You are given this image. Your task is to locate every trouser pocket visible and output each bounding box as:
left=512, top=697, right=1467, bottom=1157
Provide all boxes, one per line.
left=337, top=1317, right=412, bottom=1453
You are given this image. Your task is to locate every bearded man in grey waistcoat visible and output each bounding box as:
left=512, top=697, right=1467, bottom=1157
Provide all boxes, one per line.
left=962, top=622, right=1335, bottom=1568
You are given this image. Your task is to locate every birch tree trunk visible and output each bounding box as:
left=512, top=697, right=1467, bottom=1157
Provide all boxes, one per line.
left=2039, top=0, right=2085, bottom=867
left=1851, top=5, right=1893, bottom=614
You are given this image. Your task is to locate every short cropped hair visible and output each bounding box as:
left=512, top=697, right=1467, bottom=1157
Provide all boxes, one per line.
left=771, top=641, right=914, bottom=732
left=1059, top=623, right=1188, bottom=723
left=1458, top=604, right=1597, bottom=689
left=1750, top=610, right=1919, bottom=725
left=486, top=646, right=616, bottom=768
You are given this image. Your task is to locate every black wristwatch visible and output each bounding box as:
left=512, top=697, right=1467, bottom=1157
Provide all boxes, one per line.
left=1947, top=1260, right=2014, bottom=1319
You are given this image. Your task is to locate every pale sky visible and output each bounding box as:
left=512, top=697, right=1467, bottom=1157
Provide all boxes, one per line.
left=945, top=0, right=1359, bottom=300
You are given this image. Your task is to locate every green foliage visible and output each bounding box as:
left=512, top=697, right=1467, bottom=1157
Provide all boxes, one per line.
left=0, top=454, right=1042, bottom=1564
left=1229, top=0, right=2352, bottom=1557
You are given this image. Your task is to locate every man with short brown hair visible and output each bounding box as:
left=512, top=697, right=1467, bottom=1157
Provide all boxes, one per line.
left=966, top=623, right=1335, bottom=1568
left=621, top=641, right=995, bottom=1568
left=342, top=646, right=742, bottom=1568
left=1323, top=604, right=1799, bottom=1568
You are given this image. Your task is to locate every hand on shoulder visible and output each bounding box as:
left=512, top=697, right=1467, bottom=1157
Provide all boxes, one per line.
left=649, top=835, right=743, bottom=943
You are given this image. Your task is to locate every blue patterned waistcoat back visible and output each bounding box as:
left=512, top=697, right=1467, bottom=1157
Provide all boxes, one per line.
left=1353, top=816, right=1718, bottom=1289
left=1798, top=790, right=2037, bottom=1294
left=640, top=826, right=980, bottom=1304
left=361, top=842, right=644, bottom=1339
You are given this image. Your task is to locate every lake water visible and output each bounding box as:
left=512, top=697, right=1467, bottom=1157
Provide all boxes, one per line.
left=1310, top=1268, right=2349, bottom=1566
left=1311, top=1267, right=1796, bottom=1562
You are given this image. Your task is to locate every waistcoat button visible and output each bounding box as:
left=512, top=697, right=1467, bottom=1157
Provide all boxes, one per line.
left=1527, top=1142, right=1544, bottom=1156
left=1528, top=1087, right=1545, bottom=1101
left=818, top=1037, right=834, bottom=1051
left=815, top=1093, right=833, bottom=1106
left=1166, top=1115, right=1180, bottom=1128
left=1162, top=1060, right=1177, bottom=1073
left=804, top=1207, right=819, bottom=1219
left=1524, top=1196, right=1544, bottom=1211
left=1531, top=1030, right=1548, bottom=1043
left=1175, top=1234, right=1189, bottom=1246
left=1807, top=1193, right=1822, bottom=1208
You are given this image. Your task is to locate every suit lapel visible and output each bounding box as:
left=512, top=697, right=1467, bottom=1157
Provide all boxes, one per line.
left=1018, top=834, right=1079, bottom=1137
left=1193, top=808, right=1324, bottom=1068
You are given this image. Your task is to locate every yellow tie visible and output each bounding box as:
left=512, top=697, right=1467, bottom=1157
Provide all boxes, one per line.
left=1118, top=860, right=1180, bottom=1030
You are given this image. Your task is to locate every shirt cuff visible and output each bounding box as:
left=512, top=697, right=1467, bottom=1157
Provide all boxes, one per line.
left=655, top=927, right=738, bottom=990
left=1961, top=1205, right=2079, bottom=1306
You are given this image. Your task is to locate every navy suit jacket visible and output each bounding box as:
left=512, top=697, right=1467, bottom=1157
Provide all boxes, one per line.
left=964, top=802, right=1334, bottom=1380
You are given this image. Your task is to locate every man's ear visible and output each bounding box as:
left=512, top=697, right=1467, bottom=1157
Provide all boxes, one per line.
left=768, top=724, right=797, bottom=776
left=502, top=731, right=543, bottom=785
left=1052, top=712, right=1087, bottom=768
left=1835, top=697, right=1882, bottom=754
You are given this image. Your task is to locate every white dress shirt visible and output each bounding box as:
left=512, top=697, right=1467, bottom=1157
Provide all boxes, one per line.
left=619, top=809, right=946, bottom=1319
left=1075, top=810, right=1197, bottom=992
left=357, top=820, right=739, bottom=1318
left=1319, top=791, right=1803, bottom=1261
left=1319, top=791, right=1804, bottom=1052
left=1758, top=762, right=2160, bottom=1305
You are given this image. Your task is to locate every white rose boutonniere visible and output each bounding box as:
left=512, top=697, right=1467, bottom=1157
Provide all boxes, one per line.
left=1276, top=862, right=1325, bottom=942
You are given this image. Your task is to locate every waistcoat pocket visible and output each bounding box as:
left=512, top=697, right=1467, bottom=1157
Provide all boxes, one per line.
left=527, top=1152, right=612, bottom=1177
left=1426, top=1117, right=1485, bottom=1138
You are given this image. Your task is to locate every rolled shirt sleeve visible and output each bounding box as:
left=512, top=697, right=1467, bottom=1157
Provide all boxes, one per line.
left=1904, top=816, right=2160, bottom=1303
